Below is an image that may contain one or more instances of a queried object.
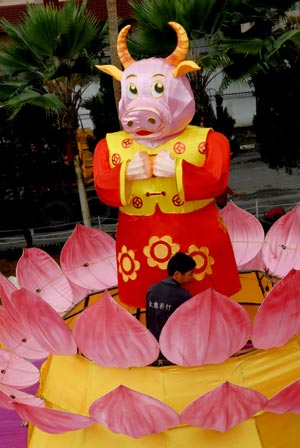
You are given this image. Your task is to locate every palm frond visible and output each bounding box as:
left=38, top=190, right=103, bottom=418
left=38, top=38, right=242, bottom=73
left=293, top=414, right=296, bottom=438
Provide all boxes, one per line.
left=0, top=81, right=24, bottom=100
left=2, top=90, right=64, bottom=112
left=217, top=37, right=265, bottom=55
left=271, top=29, right=300, bottom=53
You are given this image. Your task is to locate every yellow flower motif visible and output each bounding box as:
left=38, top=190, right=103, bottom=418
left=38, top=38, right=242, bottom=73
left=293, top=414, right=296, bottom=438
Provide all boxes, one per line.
left=143, top=236, right=180, bottom=270
left=187, top=245, right=215, bottom=281
left=218, top=213, right=228, bottom=233
left=117, top=245, right=140, bottom=282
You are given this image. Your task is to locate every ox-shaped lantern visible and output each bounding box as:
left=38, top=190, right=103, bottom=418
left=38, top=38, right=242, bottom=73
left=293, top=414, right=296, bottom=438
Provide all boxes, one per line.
left=93, top=22, right=241, bottom=308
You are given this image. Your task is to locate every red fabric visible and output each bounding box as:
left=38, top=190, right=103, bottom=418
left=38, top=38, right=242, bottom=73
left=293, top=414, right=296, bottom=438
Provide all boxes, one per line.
left=216, top=186, right=234, bottom=208
left=93, top=139, right=122, bottom=207
left=182, top=131, right=230, bottom=201
left=116, top=204, right=240, bottom=307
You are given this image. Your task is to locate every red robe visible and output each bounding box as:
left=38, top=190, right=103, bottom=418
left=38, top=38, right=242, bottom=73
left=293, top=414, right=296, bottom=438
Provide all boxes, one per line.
left=93, top=126, right=241, bottom=307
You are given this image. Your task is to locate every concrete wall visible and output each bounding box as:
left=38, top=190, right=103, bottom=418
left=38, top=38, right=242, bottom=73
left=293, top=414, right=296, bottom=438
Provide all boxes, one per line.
left=208, top=71, right=256, bottom=128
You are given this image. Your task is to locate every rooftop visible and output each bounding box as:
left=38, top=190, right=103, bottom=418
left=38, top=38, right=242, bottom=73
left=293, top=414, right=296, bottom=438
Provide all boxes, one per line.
left=0, top=0, right=134, bottom=32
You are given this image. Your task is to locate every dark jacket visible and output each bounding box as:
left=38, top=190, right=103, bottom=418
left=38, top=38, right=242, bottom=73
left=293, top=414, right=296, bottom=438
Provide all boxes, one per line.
left=146, top=277, right=192, bottom=341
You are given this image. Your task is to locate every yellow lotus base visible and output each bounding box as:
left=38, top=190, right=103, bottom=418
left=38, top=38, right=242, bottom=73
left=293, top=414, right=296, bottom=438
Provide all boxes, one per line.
left=28, top=336, right=300, bottom=448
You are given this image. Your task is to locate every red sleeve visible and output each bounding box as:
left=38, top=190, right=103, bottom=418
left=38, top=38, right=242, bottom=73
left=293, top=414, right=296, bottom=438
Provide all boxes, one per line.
left=226, top=186, right=234, bottom=195
left=182, top=130, right=231, bottom=201
left=93, top=138, right=123, bottom=207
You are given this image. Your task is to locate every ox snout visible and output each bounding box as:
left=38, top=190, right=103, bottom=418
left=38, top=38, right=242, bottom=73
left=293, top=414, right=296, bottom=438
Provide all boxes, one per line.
left=121, top=108, right=164, bottom=135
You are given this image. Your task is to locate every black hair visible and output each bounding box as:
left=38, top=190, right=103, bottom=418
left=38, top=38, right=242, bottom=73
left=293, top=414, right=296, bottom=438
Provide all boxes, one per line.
left=167, top=252, right=196, bottom=276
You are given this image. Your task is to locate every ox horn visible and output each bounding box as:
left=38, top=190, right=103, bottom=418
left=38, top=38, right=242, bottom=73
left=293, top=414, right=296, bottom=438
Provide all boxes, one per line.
left=165, top=22, right=189, bottom=66
left=117, top=22, right=189, bottom=68
left=117, top=24, right=135, bottom=68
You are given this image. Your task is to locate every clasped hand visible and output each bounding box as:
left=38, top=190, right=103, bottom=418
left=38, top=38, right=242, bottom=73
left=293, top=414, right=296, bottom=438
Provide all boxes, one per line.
left=126, top=150, right=175, bottom=180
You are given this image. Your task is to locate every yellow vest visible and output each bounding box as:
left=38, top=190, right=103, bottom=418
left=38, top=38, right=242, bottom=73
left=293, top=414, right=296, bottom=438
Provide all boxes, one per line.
left=106, top=125, right=214, bottom=216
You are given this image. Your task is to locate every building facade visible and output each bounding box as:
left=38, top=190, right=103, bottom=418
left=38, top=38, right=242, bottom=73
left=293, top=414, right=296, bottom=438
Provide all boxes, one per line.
left=0, top=0, right=133, bottom=32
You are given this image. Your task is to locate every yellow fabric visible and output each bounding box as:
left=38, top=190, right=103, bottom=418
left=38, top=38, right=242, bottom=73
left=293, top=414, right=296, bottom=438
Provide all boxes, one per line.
left=231, top=271, right=280, bottom=322
left=106, top=126, right=213, bottom=215
left=29, top=337, right=300, bottom=447
left=29, top=419, right=263, bottom=448
left=255, top=412, right=300, bottom=448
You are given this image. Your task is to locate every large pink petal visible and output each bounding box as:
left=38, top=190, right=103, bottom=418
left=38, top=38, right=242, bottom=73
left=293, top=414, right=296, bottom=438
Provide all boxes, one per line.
left=10, top=288, right=77, bottom=356
left=220, top=202, right=265, bottom=267
left=73, top=291, right=159, bottom=367
left=16, top=248, right=74, bottom=313
left=181, top=382, right=267, bottom=432
left=0, top=307, right=48, bottom=360
left=265, top=380, right=300, bottom=414
left=60, top=223, right=117, bottom=290
left=0, top=384, right=44, bottom=410
left=263, top=204, right=300, bottom=277
left=252, top=269, right=300, bottom=349
left=0, top=279, right=47, bottom=359
left=89, top=385, right=180, bottom=438
left=0, top=348, right=40, bottom=388
left=13, top=403, right=96, bottom=434
left=160, top=288, right=251, bottom=366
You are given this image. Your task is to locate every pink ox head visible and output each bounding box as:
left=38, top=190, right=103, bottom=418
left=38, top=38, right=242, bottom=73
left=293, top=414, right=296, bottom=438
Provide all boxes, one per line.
left=96, top=22, right=200, bottom=148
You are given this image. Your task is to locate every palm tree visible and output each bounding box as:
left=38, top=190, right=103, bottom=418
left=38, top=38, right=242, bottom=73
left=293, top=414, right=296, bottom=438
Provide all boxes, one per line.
left=0, top=0, right=109, bottom=227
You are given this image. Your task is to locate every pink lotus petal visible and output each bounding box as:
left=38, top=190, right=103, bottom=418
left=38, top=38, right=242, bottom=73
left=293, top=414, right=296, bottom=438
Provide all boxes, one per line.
left=0, top=282, right=47, bottom=359
left=13, top=403, right=96, bottom=434
left=73, top=291, right=159, bottom=367
left=0, top=384, right=44, bottom=410
left=238, top=249, right=267, bottom=271
left=10, top=288, right=77, bottom=356
left=89, top=385, right=180, bottom=438
left=0, top=348, right=40, bottom=388
left=252, top=269, right=300, bottom=349
left=220, top=202, right=265, bottom=267
left=160, top=288, right=251, bottom=366
left=265, top=380, right=300, bottom=414
left=0, top=273, right=17, bottom=305
left=181, top=381, right=267, bottom=432
left=16, top=248, right=74, bottom=313
left=263, top=204, right=300, bottom=277
left=60, top=224, right=117, bottom=291
left=68, top=278, right=91, bottom=306
left=0, top=307, right=48, bottom=360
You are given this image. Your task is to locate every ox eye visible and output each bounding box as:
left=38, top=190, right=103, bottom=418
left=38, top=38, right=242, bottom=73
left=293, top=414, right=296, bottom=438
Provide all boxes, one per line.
left=151, top=81, right=164, bottom=97
left=127, top=83, right=138, bottom=99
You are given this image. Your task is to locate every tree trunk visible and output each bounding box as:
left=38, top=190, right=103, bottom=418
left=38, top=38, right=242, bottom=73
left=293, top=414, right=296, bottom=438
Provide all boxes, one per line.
left=74, top=154, right=92, bottom=227
left=65, top=114, right=92, bottom=228
left=106, top=0, right=122, bottom=109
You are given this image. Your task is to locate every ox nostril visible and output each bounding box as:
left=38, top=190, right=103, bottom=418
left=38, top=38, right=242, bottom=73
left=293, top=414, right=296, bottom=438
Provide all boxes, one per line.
left=148, top=117, right=156, bottom=125
left=127, top=120, right=134, bottom=127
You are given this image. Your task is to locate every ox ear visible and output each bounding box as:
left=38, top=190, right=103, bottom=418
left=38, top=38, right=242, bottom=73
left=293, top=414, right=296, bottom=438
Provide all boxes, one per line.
left=95, top=64, right=123, bottom=81
left=172, top=60, right=201, bottom=78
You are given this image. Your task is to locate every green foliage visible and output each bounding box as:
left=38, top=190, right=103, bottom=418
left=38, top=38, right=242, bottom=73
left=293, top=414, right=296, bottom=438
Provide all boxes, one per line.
left=127, top=0, right=229, bottom=58
left=0, top=105, right=74, bottom=203
left=0, top=0, right=108, bottom=132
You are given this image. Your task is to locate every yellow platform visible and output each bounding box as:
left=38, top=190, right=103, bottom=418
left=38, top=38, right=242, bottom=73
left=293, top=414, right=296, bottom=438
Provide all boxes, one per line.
left=28, top=272, right=300, bottom=447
